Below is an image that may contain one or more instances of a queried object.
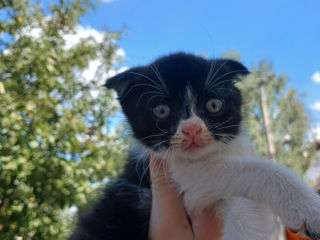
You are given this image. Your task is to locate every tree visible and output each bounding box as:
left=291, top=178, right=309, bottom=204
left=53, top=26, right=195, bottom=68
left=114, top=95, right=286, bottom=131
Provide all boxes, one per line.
left=0, top=1, right=126, bottom=239
left=222, top=51, right=314, bottom=175
left=239, top=60, right=314, bottom=175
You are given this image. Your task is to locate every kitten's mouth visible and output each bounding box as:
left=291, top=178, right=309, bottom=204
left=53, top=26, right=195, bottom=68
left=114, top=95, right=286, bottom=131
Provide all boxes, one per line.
left=183, top=141, right=204, bottom=151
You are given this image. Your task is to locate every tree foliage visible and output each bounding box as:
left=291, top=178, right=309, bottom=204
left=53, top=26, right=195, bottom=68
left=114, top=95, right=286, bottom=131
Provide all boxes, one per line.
left=0, top=1, right=126, bottom=239
left=239, top=60, right=314, bottom=175
left=222, top=51, right=314, bottom=175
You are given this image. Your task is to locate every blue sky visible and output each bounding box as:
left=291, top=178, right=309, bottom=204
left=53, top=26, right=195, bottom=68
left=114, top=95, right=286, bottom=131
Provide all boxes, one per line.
left=79, top=0, right=320, bottom=124
left=30, top=0, right=320, bottom=125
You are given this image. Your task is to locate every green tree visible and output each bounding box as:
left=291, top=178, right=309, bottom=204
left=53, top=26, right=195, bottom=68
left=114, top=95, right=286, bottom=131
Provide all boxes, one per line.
left=239, top=60, right=314, bottom=175
left=0, top=0, right=126, bottom=239
left=222, top=51, right=314, bottom=175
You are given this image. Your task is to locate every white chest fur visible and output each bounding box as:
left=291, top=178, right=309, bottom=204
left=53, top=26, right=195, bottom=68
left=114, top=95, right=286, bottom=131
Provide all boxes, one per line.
left=167, top=133, right=255, bottom=210
left=165, top=134, right=277, bottom=240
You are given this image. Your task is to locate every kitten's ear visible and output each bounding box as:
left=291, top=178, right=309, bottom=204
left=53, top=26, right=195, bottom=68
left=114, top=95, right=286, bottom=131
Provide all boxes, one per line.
left=104, top=67, right=144, bottom=98
left=104, top=71, right=129, bottom=98
left=217, top=59, right=250, bottom=81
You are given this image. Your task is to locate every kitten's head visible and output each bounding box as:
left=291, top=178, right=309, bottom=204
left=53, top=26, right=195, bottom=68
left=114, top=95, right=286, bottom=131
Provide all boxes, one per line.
left=105, top=53, right=249, bottom=159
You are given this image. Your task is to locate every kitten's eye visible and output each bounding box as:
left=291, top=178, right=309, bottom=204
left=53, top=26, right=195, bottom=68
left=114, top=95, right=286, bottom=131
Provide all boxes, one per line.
left=206, top=99, right=223, bottom=113
left=153, top=104, right=170, bottom=119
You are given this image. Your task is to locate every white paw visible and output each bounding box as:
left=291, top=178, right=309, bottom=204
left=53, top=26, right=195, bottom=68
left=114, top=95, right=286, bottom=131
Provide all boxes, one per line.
left=286, top=200, right=320, bottom=240
left=303, top=210, right=320, bottom=240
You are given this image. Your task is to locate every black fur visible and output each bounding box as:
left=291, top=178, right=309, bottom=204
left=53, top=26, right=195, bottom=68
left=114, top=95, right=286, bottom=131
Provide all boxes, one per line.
left=71, top=156, right=151, bottom=240
left=71, top=53, right=248, bottom=240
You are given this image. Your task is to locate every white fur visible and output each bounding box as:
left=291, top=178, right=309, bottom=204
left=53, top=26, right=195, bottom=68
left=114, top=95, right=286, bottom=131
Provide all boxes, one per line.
left=150, top=122, right=320, bottom=240
left=186, top=87, right=197, bottom=115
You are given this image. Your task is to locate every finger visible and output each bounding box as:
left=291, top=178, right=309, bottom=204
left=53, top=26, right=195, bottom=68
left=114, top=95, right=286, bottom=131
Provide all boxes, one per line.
left=191, top=206, right=224, bottom=240
left=149, top=153, right=193, bottom=240
left=149, top=153, right=181, bottom=200
left=149, top=153, right=173, bottom=193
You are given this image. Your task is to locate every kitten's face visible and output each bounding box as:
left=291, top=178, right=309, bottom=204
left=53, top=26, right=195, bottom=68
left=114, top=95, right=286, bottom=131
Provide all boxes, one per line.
left=106, top=53, right=248, bottom=159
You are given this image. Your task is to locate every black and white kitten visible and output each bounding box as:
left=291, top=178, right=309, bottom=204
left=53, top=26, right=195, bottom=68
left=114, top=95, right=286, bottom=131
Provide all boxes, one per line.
left=71, top=53, right=320, bottom=240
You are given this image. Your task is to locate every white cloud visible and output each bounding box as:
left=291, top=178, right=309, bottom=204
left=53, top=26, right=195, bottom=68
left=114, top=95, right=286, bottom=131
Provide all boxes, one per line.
left=101, top=0, right=117, bottom=3
left=310, top=126, right=320, bottom=141
left=82, top=59, right=102, bottom=83
left=18, top=23, right=126, bottom=95
left=63, top=25, right=104, bottom=49
left=115, top=48, right=125, bottom=59
left=312, top=71, right=320, bottom=83
left=20, top=24, right=105, bottom=49
left=19, top=26, right=41, bottom=39
left=311, top=102, right=320, bottom=112
left=28, top=28, right=42, bottom=39
left=62, top=25, right=126, bottom=88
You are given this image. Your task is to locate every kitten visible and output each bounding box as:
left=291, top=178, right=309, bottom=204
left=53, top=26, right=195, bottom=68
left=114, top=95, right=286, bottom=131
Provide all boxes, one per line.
left=71, top=53, right=320, bottom=240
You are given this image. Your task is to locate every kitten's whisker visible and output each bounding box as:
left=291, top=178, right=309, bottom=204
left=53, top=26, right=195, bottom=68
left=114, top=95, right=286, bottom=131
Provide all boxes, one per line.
left=212, top=132, right=237, bottom=137
left=136, top=91, right=164, bottom=107
left=155, top=121, right=170, bottom=135
left=207, top=78, right=234, bottom=91
left=207, top=69, right=247, bottom=90
left=120, top=83, right=165, bottom=101
left=208, top=59, right=219, bottom=87
left=209, top=117, right=233, bottom=130
left=164, top=148, right=174, bottom=182
left=127, top=71, right=165, bottom=93
left=160, top=149, right=171, bottom=183
left=205, top=61, right=215, bottom=86
left=136, top=148, right=151, bottom=189
left=215, top=124, right=241, bottom=130
left=213, top=133, right=237, bottom=137
left=140, top=157, right=150, bottom=188
left=155, top=148, right=171, bottom=181
left=151, top=139, right=169, bottom=150
left=206, top=59, right=231, bottom=87
left=137, top=140, right=171, bottom=189
left=139, top=133, right=168, bottom=141
left=151, top=64, right=169, bottom=94
left=211, top=69, right=247, bottom=84
left=212, top=133, right=236, bottom=144
left=145, top=94, right=164, bottom=110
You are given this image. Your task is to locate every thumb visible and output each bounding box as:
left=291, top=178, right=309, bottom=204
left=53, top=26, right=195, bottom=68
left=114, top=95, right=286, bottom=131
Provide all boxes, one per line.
left=149, top=153, right=193, bottom=240
left=149, top=153, right=173, bottom=194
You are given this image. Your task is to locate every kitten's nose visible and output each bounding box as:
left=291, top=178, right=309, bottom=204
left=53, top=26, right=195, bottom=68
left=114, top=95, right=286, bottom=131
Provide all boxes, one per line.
left=182, top=124, right=202, bottom=138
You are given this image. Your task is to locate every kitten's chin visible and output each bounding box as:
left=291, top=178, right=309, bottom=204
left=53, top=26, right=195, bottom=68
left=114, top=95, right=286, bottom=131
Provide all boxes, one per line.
left=170, top=143, right=218, bottom=160
left=150, top=145, right=211, bottom=161
left=134, top=139, right=222, bottom=161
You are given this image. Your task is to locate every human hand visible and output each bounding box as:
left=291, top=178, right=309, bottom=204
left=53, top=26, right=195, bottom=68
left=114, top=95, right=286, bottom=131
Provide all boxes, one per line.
left=148, top=153, right=223, bottom=240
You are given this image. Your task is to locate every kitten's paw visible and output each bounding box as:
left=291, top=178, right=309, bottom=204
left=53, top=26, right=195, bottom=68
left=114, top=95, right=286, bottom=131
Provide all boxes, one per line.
left=283, top=197, right=320, bottom=240
left=303, top=215, right=320, bottom=240
left=305, top=230, right=320, bottom=240
left=287, top=204, right=320, bottom=240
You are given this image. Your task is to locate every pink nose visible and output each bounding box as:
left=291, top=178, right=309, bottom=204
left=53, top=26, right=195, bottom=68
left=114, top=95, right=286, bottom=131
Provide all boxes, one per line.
left=182, top=124, right=202, bottom=138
